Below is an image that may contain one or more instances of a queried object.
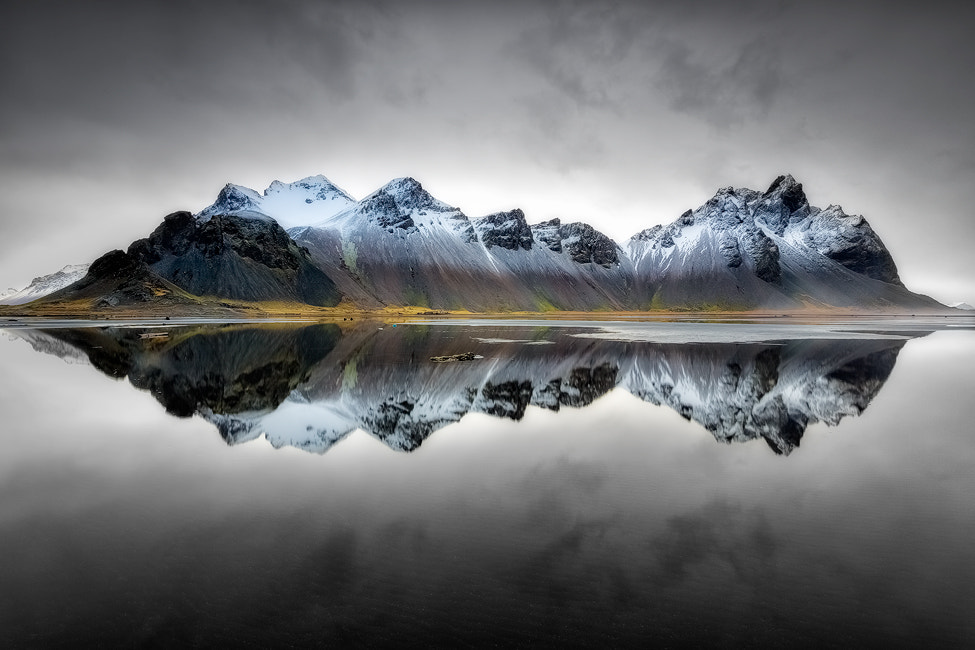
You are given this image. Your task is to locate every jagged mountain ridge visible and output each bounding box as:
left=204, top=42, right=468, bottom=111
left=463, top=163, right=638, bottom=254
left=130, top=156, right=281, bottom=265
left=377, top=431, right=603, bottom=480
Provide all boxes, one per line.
left=199, top=172, right=942, bottom=312
left=626, top=175, right=927, bottom=310
left=287, top=177, right=632, bottom=311
left=2, top=172, right=950, bottom=313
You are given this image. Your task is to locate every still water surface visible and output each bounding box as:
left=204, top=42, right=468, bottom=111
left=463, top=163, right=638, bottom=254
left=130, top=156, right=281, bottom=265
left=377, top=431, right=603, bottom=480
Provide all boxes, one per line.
left=1, top=318, right=973, bottom=646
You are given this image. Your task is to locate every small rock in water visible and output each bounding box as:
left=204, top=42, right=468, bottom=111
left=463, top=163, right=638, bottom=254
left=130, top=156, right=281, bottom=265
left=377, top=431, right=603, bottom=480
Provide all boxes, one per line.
left=430, top=352, right=477, bottom=362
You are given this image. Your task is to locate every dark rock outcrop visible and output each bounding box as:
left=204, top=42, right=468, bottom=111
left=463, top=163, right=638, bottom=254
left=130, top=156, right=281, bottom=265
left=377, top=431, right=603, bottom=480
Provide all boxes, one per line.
left=128, top=211, right=341, bottom=306
left=35, top=249, right=194, bottom=309
left=359, top=191, right=418, bottom=233
left=801, top=206, right=901, bottom=284
left=525, top=219, right=620, bottom=266
left=530, top=219, right=564, bottom=253
left=558, top=222, right=620, bottom=267
left=755, top=174, right=811, bottom=236
left=473, top=209, right=534, bottom=251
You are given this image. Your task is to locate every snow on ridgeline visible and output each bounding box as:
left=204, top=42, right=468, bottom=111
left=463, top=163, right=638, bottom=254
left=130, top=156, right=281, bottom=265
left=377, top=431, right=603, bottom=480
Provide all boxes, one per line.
left=2, top=172, right=955, bottom=312
left=196, top=174, right=358, bottom=230
left=310, top=176, right=475, bottom=234
left=0, top=264, right=90, bottom=306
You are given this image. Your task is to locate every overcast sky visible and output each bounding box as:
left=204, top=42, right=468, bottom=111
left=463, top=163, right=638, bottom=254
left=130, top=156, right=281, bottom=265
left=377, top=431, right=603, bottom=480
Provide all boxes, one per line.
left=1, top=0, right=973, bottom=303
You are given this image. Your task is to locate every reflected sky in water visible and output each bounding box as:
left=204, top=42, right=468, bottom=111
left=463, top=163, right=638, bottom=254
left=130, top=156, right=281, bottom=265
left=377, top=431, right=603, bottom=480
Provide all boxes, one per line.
left=0, top=320, right=973, bottom=646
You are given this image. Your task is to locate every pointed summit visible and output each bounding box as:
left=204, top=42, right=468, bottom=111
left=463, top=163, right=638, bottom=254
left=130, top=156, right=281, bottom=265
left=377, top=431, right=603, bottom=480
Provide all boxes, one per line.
left=383, top=176, right=423, bottom=192
left=206, top=183, right=262, bottom=216
left=763, top=174, right=808, bottom=213
left=293, top=173, right=334, bottom=187
left=752, top=173, right=810, bottom=236
left=264, top=174, right=354, bottom=203
left=373, top=177, right=455, bottom=213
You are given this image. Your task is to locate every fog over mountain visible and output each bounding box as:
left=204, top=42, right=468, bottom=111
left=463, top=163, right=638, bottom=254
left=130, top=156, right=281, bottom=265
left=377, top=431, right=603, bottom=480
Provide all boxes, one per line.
left=0, top=1, right=972, bottom=304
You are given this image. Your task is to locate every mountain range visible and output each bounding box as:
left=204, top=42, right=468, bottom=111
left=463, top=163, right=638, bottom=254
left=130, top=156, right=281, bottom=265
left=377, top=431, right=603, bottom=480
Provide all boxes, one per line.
left=0, top=173, right=954, bottom=313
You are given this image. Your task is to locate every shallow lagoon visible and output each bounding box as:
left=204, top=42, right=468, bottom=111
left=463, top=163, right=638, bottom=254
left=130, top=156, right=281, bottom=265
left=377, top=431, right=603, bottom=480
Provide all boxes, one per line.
left=1, top=318, right=973, bottom=646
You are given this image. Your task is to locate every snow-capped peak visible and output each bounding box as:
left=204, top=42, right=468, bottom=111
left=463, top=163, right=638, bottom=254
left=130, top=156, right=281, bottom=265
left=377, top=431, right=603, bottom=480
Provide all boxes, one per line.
left=263, top=175, right=353, bottom=201
left=949, top=301, right=974, bottom=310
left=211, top=183, right=262, bottom=213
left=310, top=176, right=469, bottom=233
left=382, top=176, right=423, bottom=192
left=196, top=174, right=357, bottom=230
left=371, top=177, right=456, bottom=214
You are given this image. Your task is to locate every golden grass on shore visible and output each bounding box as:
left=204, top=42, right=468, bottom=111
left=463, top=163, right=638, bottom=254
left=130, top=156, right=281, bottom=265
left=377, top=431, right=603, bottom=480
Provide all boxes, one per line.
left=0, top=296, right=959, bottom=324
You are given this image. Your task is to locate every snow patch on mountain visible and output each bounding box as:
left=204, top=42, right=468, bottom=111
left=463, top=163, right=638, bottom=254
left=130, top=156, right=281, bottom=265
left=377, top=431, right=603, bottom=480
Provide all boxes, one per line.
left=317, top=176, right=476, bottom=237
left=283, top=175, right=634, bottom=311
left=197, top=175, right=357, bottom=230
left=0, top=264, right=90, bottom=305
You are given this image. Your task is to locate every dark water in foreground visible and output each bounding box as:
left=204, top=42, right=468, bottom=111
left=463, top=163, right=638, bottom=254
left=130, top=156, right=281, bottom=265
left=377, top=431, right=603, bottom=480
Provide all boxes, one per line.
left=1, top=318, right=974, bottom=647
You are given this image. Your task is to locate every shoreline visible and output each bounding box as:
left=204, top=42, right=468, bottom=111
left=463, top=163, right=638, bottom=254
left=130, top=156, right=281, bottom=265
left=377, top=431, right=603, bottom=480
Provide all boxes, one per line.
left=2, top=309, right=973, bottom=331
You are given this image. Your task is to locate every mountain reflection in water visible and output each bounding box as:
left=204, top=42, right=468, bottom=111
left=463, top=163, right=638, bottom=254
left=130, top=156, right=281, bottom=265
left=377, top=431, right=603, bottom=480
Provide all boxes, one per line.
left=14, top=321, right=919, bottom=456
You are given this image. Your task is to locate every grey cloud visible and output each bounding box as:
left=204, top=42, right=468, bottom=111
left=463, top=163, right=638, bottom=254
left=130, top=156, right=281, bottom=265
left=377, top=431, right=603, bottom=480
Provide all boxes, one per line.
left=509, top=2, right=651, bottom=111
left=0, top=0, right=383, bottom=132
left=655, top=36, right=786, bottom=126
left=515, top=98, right=611, bottom=173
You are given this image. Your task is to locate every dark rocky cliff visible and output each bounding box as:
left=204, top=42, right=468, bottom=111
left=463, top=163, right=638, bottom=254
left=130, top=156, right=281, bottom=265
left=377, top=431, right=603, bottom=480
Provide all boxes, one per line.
left=128, top=211, right=340, bottom=306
